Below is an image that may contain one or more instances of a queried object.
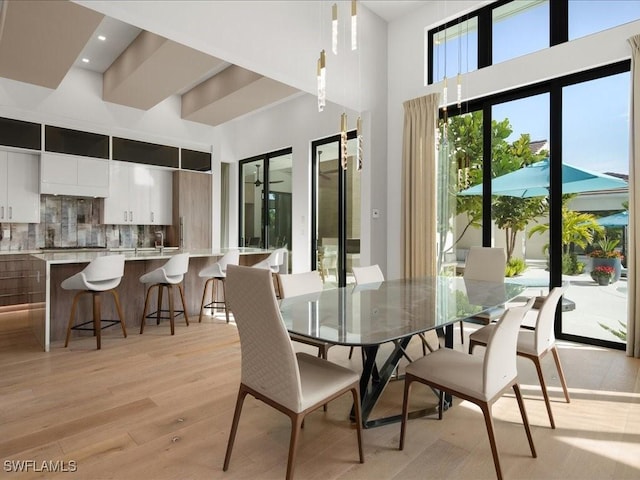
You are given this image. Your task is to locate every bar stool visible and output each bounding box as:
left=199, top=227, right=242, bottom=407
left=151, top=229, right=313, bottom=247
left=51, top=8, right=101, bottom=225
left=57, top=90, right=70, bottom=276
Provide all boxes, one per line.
left=252, top=248, right=288, bottom=298
left=62, top=254, right=127, bottom=350
left=139, top=253, right=190, bottom=335
left=198, top=250, right=240, bottom=323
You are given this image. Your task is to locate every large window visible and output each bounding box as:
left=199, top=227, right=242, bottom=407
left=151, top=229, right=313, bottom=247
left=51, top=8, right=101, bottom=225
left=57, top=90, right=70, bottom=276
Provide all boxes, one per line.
left=492, top=0, right=549, bottom=64
left=428, top=0, right=640, bottom=85
left=569, top=0, right=640, bottom=40
left=446, top=60, right=629, bottom=350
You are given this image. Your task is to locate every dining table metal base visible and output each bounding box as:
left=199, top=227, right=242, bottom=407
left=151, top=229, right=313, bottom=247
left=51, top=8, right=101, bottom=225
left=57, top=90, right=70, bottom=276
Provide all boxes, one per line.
left=350, top=325, right=455, bottom=429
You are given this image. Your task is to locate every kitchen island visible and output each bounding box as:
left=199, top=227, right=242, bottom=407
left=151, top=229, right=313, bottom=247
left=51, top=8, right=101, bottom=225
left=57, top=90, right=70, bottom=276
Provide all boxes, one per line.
left=27, top=248, right=271, bottom=351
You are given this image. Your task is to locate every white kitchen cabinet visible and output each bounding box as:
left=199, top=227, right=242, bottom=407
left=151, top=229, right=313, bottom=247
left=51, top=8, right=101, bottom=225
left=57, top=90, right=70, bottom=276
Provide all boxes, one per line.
left=0, top=150, right=40, bottom=223
left=103, top=161, right=172, bottom=225
left=40, top=152, right=109, bottom=197
left=148, top=167, right=172, bottom=225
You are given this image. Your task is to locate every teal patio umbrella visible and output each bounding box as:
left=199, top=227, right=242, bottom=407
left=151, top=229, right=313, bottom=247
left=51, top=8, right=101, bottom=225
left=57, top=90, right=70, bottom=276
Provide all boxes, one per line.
left=459, top=158, right=627, bottom=197
left=596, top=210, right=628, bottom=227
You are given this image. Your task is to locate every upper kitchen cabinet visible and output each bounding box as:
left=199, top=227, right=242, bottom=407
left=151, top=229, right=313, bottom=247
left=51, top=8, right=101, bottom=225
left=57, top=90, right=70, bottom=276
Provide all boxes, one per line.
left=113, top=137, right=179, bottom=168
left=40, top=152, right=109, bottom=197
left=103, top=161, right=172, bottom=225
left=0, top=150, right=40, bottom=223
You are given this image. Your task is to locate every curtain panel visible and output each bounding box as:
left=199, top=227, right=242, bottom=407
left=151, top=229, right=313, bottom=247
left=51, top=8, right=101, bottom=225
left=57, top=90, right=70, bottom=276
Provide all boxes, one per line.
left=401, top=94, right=440, bottom=278
left=627, top=34, right=640, bottom=358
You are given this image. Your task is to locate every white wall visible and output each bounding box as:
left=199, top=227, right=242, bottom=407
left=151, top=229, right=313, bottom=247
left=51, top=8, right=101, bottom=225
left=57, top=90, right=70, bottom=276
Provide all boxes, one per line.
left=0, top=68, right=215, bottom=150
left=77, top=0, right=389, bottom=274
left=386, top=0, right=640, bottom=279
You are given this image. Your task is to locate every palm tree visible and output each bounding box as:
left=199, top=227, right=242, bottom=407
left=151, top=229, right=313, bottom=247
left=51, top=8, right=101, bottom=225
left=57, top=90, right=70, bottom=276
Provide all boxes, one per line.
left=528, top=196, right=603, bottom=274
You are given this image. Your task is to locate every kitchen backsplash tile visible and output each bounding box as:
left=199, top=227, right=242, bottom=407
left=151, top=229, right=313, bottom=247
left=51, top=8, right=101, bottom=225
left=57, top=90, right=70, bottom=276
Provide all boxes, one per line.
left=0, top=195, right=166, bottom=251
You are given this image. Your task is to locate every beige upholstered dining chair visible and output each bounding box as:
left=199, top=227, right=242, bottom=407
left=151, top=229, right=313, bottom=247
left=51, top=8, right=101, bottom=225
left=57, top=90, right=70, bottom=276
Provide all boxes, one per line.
left=399, top=298, right=537, bottom=480
left=223, top=265, right=364, bottom=480
left=351, top=264, right=434, bottom=357
left=352, top=264, right=384, bottom=284
left=469, top=284, right=570, bottom=429
left=278, top=270, right=332, bottom=359
left=459, top=246, right=507, bottom=343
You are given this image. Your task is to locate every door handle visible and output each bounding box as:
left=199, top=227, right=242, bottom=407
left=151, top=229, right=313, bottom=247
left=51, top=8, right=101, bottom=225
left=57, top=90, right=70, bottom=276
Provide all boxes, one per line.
left=129, top=211, right=133, bottom=222
left=8, top=206, right=11, bottom=220
left=124, top=211, right=127, bottom=222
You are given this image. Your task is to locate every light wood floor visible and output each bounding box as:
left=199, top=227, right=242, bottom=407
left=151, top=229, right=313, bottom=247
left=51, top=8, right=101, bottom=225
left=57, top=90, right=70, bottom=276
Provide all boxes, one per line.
left=1, top=309, right=639, bottom=479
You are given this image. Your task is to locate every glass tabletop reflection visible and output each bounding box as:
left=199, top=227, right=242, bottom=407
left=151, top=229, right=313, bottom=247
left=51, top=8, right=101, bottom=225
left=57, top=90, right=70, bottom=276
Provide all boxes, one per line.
left=279, top=276, right=526, bottom=347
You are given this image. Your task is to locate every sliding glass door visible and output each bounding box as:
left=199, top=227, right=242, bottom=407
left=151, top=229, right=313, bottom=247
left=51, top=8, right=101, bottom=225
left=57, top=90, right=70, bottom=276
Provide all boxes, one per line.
left=239, top=148, right=292, bottom=254
left=448, top=63, right=629, bottom=349
left=311, top=132, right=359, bottom=287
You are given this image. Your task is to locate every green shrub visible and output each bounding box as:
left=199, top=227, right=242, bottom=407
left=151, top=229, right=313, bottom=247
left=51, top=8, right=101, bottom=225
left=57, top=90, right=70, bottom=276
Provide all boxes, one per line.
left=561, top=253, right=585, bottom=275
left=505, top=257, right=526, bottom=277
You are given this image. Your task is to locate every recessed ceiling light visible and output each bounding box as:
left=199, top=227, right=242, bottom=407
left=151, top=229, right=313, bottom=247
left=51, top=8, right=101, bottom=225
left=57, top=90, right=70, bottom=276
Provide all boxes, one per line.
left=98, top=35, right=106, bottom=41
left=81, top=58, right=90, bottom=63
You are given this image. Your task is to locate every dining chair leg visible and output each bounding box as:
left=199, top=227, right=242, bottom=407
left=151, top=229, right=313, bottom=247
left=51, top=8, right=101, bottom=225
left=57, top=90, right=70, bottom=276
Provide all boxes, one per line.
left=223, top=385, right=249, bottom=472
left=111, top=289, right=127, bottom=338
left=399, top=375, right=414, bottom=451
left=459, top=320, right=465, bottom=344
left=551, top=345, right=571, bottom=403
left=286, top=413, right=304, bottom=480
left=351, top=386, right=365, bottom=463
left=531, top=355, right=556, bottom=428
left=438, top=390, right=445, bottom=420
left=480, top=402, right=503, bottom=480
left=513, top=383, right=537, bottom=458
left=348, top=346, right=354, bottom=359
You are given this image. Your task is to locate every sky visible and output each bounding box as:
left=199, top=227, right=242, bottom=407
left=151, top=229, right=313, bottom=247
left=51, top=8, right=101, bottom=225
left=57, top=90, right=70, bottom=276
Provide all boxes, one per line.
left=437, top=0, right=639, bottom=176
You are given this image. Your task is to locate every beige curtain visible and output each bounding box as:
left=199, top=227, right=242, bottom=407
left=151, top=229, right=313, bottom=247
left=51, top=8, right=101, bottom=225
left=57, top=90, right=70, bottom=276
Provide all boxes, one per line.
left=402, top=93, right=440, bottom=278
left=627, top=35, right=640, bottom=358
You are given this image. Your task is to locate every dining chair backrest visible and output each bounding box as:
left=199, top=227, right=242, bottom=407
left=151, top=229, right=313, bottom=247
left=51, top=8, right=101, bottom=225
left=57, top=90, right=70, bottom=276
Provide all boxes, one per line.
left=464, top=247, right=505, bottom=283
left=352, top=265, right=384, bottom=285
left=483, top=297, right=535, bottom=398
left=225, top=265, right=303, bottom=412
left=534, top=284, right=568, bottom=354
left=278, top=271, right=323, bottom=298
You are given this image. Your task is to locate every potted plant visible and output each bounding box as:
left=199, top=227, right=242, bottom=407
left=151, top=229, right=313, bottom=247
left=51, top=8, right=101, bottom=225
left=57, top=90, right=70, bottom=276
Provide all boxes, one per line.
left=588, top=236, right=623, bottom=282
left=591, top=265, right=614, bottom=286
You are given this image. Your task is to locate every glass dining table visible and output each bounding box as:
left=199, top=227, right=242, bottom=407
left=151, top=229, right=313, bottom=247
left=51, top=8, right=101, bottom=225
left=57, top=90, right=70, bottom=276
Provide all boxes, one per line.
left=279, top=276, right=526, bottom=428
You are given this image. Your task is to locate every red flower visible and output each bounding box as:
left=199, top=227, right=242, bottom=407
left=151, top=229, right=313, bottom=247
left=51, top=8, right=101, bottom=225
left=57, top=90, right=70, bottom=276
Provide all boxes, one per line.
left=592, top=265, right=614, bottom=278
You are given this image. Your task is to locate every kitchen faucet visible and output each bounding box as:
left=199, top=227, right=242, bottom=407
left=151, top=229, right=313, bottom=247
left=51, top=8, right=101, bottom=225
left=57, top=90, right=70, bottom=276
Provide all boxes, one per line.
left=155, top=231, right=164, bottom=251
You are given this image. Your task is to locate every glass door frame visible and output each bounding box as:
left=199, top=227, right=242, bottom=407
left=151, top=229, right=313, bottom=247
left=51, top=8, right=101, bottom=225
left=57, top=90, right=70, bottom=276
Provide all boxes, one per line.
left=311, top=131, right=357, bottom=287
left=446, top=60, right=629, bottom=350
left=238, top=147, right=292, bottom=249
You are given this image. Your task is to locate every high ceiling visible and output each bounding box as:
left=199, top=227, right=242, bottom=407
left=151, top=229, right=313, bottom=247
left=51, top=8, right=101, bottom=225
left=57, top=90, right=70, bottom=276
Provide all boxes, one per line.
left=0, top=1, right=425, bottom=128
left=0, top=0, right=299, bottom=127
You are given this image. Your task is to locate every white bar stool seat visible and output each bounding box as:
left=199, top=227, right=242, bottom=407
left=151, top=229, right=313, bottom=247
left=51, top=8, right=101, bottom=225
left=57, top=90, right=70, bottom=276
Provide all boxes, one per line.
left=139, top=253, right=190, bottom=335
left=61, top=254, right=127, bottom=350
left=198, top=250, right=240, bottom=323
